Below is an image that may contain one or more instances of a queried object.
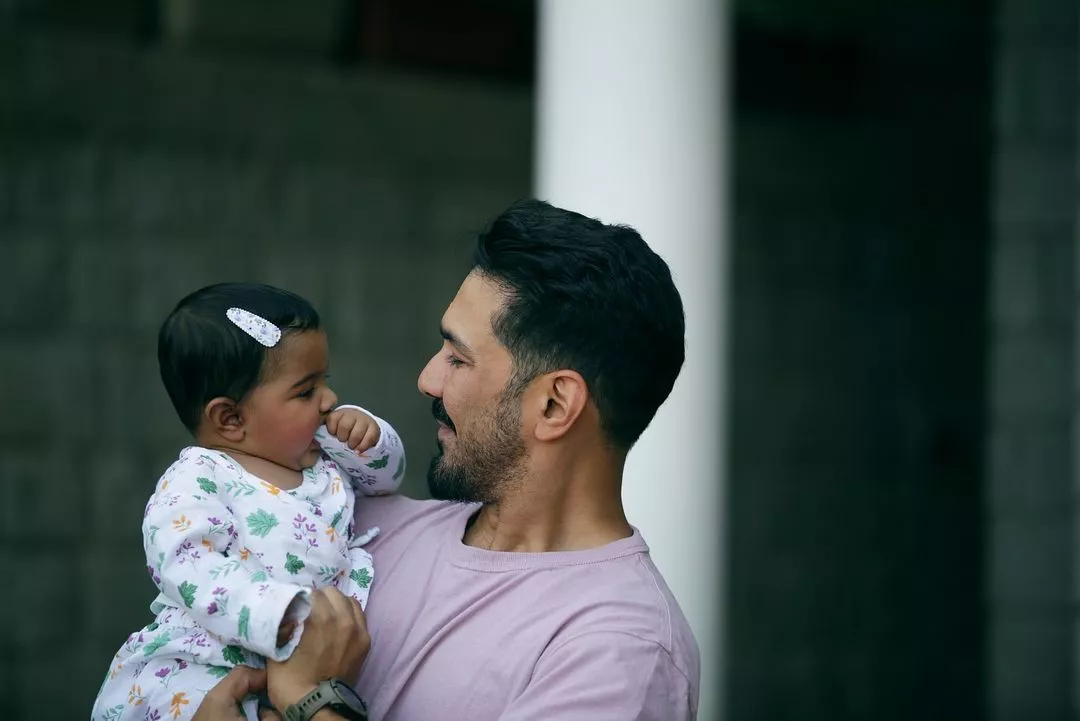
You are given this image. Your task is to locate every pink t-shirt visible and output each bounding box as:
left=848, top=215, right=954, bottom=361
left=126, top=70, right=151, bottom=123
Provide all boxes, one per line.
left=354, top=496, right=700, bottom=720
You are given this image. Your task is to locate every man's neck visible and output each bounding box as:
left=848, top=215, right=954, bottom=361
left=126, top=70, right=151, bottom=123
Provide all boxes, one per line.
left=462, top=453, right=633, bottom=553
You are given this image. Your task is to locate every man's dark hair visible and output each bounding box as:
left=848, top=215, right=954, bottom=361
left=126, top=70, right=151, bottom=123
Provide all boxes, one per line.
left=158, top=282, right=321, bottom=434
left=474, top=198, right=686, bottom=450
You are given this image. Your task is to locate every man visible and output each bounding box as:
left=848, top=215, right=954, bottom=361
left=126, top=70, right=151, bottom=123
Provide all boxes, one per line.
left=196, top=199, right=700, bottom=720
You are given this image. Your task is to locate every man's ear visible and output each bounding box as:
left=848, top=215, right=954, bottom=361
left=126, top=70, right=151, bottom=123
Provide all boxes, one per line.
left=534, top=370, right=589, bottom=443
left=204, top=397, right=245, bottom=442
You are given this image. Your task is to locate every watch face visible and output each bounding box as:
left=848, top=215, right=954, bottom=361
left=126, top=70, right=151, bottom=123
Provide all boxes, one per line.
left=329, top=679, right=368, bottom=713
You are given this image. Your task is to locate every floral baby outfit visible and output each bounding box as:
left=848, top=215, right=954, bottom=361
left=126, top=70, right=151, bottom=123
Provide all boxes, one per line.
left=92, top=406, right=405, bottom=721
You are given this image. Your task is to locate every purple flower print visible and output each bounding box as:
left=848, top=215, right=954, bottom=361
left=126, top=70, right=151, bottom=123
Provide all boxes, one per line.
left=183, top=632, right=210, bottom=652
left=145, top=710, right=161, bottom=721
left=175, top=540, right=200, bottom=565
left=155, top=667, right=170, bottom=679
left=176, top=660, right=188, bottom=671
left=206, top=601, right=219, bottom=615
left=293, top=514, right=319, bottom=553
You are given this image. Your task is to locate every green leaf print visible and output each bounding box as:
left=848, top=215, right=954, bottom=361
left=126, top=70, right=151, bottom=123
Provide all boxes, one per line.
left=366, top=454, right=389, bottom=470
left=147, top=622, right=159, bottom=632
left=207, top=665, right=230, bottom=679
left=225, top=479, right=256, bottom=498
left=318, top=565, right=339, bottom=584
left=197, top=477, right=218, bottom=495
left=142, top=631, right=171, bottom=656
left=246, top=509, right=279, bottom=538
left=211, top=559, right=241, bottom=579
left=329, top=508, right=344, bottom=530
left=147, top=525, right=160, bottom=545
left=392, top=455, right=405, bottom=481
left=178, top=580, right=198, bottom=608
left=249, top=570, right=268, bottom=583
left=222, top=645, right=245, bottom=665
left=238, top=606, right=251, bottom=640
left=285, top=553, right=305, bottom=575
left=102, top=705, right=125, bottom=720
left=350, top=567, right=372, bottom=589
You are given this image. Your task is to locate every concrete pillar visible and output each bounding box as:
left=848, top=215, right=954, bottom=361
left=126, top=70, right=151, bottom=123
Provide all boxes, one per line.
left=535, top=1, right=727, bottom=717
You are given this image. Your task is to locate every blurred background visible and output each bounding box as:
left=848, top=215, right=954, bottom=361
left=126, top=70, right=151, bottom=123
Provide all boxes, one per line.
left=0, top=0, right=1071, bottom=719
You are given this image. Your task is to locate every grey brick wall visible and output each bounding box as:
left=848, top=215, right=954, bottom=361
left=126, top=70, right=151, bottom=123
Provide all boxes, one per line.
left=725, top=5, right=991, bottom=719
left=0, top=28, right=531, bottom=719
left=986, top=0, right=1079, bottom=718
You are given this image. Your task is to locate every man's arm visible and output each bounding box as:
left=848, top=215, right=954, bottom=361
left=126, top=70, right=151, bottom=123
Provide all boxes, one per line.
left=192, top=587, right=367, bottom=721
left=189, top=666, right=345, bottom=721
left=267, top=587, right=372, bottom=716
left=499, top=632, right=698, bottom=721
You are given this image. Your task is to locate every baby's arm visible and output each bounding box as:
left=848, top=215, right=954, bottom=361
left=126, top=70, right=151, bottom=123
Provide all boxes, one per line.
left=315, top=404, right=406, bottom=496
left=143, top=456, right=311, bottom=660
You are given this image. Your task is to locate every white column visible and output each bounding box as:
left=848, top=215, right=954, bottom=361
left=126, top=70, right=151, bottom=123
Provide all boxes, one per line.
left=535, top=1, right=727, bottom=718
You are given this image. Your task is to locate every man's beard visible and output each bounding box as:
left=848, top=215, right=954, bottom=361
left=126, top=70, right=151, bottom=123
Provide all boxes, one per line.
left=427, top=395, right=526, bottom=504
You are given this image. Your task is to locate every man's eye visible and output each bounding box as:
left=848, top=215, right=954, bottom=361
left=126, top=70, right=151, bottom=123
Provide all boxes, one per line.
left=447, top=355, right=465, bottom=368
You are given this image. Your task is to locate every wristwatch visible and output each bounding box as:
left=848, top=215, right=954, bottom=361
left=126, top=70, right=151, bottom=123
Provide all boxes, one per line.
left=283, top=679, right=368, bottom=721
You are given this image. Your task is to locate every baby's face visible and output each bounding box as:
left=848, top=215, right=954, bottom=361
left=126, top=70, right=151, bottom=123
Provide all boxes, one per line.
left=240, top=330, right=337, bottom=471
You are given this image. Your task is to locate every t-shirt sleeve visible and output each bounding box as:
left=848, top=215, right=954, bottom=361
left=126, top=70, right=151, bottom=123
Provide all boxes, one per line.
left=497, top=632, right=698, bottom=721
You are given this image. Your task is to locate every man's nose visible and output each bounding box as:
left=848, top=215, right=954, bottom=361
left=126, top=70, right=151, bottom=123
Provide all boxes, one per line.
left=417, top=354, right=442, bottom=398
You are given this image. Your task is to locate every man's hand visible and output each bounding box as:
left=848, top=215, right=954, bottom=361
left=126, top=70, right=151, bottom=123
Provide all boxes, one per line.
left=267, top=587, right=371, bottom=711
left=192, top=666, right=281, bottom=721
left=325, top=408, right=381, bottom=454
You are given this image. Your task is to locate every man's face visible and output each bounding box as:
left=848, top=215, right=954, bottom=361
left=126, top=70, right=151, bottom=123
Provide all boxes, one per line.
left=417, top=272, right=527, bottom=503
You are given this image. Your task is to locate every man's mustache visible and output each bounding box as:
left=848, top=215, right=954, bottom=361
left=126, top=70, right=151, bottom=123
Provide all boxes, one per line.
left=432, top=399, right=456, bottom=432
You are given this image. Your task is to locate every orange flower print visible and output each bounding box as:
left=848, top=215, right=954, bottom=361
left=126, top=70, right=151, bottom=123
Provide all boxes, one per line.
left=161, top=478, right=171, bottom=491
left=173, top=515, right=192, bottom=532
left=260, top=481, right=281, bottom=496
left=169, top=692, right=189, bottom=719
left=201, top=538, right=214, bottom=551
left=326, top=526, right=338, bottom=542
left=239, top=547, right=251, bottom=561
left=331, top=480, right=341, bottom=496
left=128, top=683, right=145, bottom=705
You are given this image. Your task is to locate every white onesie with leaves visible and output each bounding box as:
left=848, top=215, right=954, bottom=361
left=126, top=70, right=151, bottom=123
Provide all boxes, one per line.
left=91, top=406, right=405, bottom=721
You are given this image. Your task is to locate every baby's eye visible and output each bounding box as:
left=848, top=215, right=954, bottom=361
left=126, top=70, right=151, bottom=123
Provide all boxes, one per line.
left=297, top=388, right=316, bottom=399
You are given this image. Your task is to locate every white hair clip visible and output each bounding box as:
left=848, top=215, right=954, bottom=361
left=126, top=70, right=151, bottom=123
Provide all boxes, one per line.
left=226, top=307, right=281, bottom=347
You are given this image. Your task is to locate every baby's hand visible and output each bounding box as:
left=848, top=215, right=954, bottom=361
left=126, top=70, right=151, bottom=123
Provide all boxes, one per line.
left=324, top=408, right=381, bottom=455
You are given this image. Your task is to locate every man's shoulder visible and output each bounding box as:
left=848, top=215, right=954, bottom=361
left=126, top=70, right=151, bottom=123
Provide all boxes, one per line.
left=557, top=549, right=698, bottom=669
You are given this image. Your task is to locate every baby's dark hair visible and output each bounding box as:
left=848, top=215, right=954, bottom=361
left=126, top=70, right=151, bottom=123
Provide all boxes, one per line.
left=158, top=282, right=321, bottom=434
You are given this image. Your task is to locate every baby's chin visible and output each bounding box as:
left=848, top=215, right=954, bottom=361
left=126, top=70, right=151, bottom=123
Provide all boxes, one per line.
left=296, top=442, right=322, bottom=469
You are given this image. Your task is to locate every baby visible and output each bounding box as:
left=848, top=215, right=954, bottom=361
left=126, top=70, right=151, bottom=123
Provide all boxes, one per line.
left=92, top=282, right=405, bottom=721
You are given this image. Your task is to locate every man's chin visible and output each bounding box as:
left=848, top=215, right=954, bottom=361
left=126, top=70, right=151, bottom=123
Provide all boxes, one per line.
left=427, top=456, right=474, bottom=503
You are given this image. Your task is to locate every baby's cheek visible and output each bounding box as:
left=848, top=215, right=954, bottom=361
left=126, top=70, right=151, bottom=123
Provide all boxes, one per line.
left=282, top=421, right=319, bottom=448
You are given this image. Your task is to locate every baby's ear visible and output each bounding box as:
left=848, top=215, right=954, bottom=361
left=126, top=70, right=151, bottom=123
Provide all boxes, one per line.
left=204, top=397, right=244, bottom=441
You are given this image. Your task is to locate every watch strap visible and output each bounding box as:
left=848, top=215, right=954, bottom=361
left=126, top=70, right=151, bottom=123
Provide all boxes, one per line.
left=283, top=679, right=367, bottom=721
